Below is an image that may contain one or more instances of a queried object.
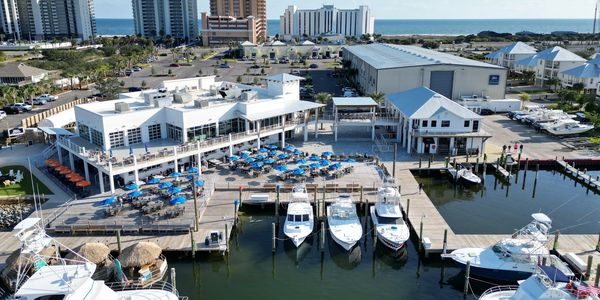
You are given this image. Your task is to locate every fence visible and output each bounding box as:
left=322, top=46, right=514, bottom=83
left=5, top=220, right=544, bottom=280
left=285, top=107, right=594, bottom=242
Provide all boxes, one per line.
left=21, top=97, right=94, bottom=128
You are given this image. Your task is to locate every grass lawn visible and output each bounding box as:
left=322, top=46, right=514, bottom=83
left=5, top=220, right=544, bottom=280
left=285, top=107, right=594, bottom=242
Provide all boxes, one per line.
left=0, top=166, right=53, bottom=196
left=324, top=61, right=341, bottom=68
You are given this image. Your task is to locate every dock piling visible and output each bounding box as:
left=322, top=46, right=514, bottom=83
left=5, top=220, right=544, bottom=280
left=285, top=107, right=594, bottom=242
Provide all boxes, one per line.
left=116, top=229, right=122, bottom=254
left=190, top=230, right=196, bottom=258
left=271, top=222, right=276, bottom=253
left=596, top=264, right=600, bottom=287
left=542, top=257, right=547, bottom=266
left=587, top=256, right=594, bottom=280
left=419, top=218, right=424, bottom=253
left=320, top=221, right=325, bottom=252
left=192, top=179, right=199, bottom=231
left=596, top=233, right=600, bottom=252
left=553, top=230, right=560, bottom=251
left=393, top=143, right=397, bottom=178
left=275, top=186, right=280, bottom=220
left=452, top=158, right=456, bottom=169
left=406, top=198, right=410, bottom=219
left=419, top=158, right=422, bottom=169
left=474, top=158, right=479, bottom=173
left=442, top=229, right=448, bottom=255
left=463, top=261, right=470, bottom=296
left=170, top=268, right=177, bottom=291
left=428, top=156, right=431, bottom=169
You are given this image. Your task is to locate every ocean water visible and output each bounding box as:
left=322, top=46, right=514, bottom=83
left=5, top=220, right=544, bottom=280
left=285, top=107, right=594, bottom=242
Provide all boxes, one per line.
left=96, top=18, right=595, bottom=37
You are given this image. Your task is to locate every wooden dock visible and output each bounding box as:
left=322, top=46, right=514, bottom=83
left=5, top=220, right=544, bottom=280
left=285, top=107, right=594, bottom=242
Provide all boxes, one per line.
left=557, top=160, right=600, bottom=190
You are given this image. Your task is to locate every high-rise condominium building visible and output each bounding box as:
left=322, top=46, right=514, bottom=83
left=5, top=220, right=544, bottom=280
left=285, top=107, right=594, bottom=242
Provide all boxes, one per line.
left=132, top=0, right=199, bottom=41
left=207, top=0, right=266, bottom=41
left=280, top=5, right=374, bottom=40
left=0, top=0, right=21, bottom=40
left=14, top=0, right=96, bottom=41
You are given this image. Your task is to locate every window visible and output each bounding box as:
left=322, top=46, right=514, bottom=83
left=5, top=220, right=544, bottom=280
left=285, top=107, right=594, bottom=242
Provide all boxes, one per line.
left=127, top=128, right=142, bottom=145
left=441, top=121, right=450, bottom=127
left=78, top=123, right=90, bottom=141
left=422, top=120, right=428, bottom=127
left=464, top=120, right=470, bottom=128
left=148, top=124, right=162, bottom=141
left=431, top=120, right=437, bottom=127
left=187, top=123, right=216, bottom=142
left=473, top=120, right=480, bottom=132
left=109, top=131, right=125, bottom=148
left=167, top=123, right=183, bottom=142
left=90, top=129, right=103, bottom=147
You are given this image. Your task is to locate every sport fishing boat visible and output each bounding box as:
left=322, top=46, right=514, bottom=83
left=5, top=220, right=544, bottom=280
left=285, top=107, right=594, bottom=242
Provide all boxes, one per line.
left=479, top=265, right=596, bottom=300
left=284, top=187, right=314, bottom=247
left=327, top=194, right=362, bottom=251
left=543, top=119, right=594, bottom=136
left=370, top=184, right=410, bottom=251
left=7, top=218, right=186, bottom=300
left=444, top=213, right=573, bottom=282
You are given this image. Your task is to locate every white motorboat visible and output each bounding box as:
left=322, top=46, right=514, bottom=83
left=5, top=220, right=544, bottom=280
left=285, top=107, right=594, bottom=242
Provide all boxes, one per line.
left=370, top=184, right=410, bottom=251
left=445, top=213, right=573, bottom=282
left=8, top=218, right=185, bottom=300
left=543, top=119, right=594, bottom=136
left=327, top=194, right=362, bottom=251
left=479, top=265, right=597, bottom=300
left=449, top=163, right=481, bottom=185
left=284, top=188, right=314, bottom=247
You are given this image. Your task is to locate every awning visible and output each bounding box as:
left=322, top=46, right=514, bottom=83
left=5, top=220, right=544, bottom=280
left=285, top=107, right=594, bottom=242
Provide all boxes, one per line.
left=241, top=101, right=323, bottom=122
left=38, top=108, right=75, bottom=128
left=38, top=127, right=74, bottom=136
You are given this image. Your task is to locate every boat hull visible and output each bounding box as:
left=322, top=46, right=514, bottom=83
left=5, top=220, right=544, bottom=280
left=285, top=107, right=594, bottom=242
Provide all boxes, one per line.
left=370, top=207, right=409, bottom=252
left=451, top=259, right=533, bottom=282
left=459, top=176, right=481, bottom=186
left=330, top=231, right=358, bottom=251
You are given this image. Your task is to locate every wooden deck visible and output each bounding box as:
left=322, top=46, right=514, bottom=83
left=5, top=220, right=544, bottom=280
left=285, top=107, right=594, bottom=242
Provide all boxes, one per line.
left=557, top=160, right=600, bottom=191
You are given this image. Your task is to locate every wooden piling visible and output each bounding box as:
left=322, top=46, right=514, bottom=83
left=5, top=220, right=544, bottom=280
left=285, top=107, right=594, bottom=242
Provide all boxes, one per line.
left=596, top=233, right=600, bottom=252
left=275, top=186, right=280, bottom=219
left=192, top=179, right=199, bottom=231
left=587, top=256, right=594, bottom=280
left=535, top=164, right=540, bottom=181
left=524, top=158, right=529, bottom=173
left=406, top=198, right=410, bottom=219
left=190, top=230, right=196, bottom=258
left=320, top=221, right=325, bottom=252
left=442, top=229, right=448, bottom=255
left=419, top=219, right=424, bottom=253
left=428, top=156, right=431, bottom=169
left=474, top=158, right=479, bottom=173
left=225, top=223, right=229, bottom=253
left=596, top=264, right=600, bottom=287
left=393, top=143, right=397, bottom=178
left=452, top=158, right=456, bottom=168
left=463, top=261, right=470, bottom=296
left=116, top=229, right=122, bottom=254
left=271, top=222, right=276, bottom=252
left=419, top=158, right=422, bottom=169
left=360, top=186, right=364, bottom=206
left=553, top=230, right=560, bottom=251
left=542, top=257, right=547, bottom=266
left=170, top=268, right=177, bottom=290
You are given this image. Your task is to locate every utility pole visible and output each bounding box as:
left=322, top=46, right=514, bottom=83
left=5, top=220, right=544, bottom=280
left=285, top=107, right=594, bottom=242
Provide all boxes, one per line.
left=594, top=2, right=599, bottom=35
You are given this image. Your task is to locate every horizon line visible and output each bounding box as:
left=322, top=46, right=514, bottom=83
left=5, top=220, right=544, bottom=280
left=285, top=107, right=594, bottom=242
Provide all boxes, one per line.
left=95, top=17, right=596, bottom=21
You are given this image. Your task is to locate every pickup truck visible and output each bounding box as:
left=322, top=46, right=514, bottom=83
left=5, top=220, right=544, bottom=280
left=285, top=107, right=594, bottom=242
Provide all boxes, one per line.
left=26, top=98, right=46, bottom=105
left=11, top=103, right=32, bottom=112
left=37, top=94, right=58, bottom=102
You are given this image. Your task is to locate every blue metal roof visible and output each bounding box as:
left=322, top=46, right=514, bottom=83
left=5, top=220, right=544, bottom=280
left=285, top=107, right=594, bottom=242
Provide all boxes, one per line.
left=386, top=87, right=481, bottom=119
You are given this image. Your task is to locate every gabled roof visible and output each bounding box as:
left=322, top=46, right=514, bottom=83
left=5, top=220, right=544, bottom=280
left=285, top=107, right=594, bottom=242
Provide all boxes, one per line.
left=332, top=97, right=377, bottom=107
left=344, top=43, right=504, bottom=70
left=500, top=42, right=537, bottom=55
left=241, top=41, right=256, bottom=46
left=263, top=73, right=304, bottom=82
left=485, top=51, right=503, bottom=59
left=301, top=40, right=315, bottom=46
left=387, top=87, right=481, bottom=119
left=515, top=54, right=541, bottom=67
left=560, top=63, right=600, bottom=78
left=0, top=62, right=48, bottom=78
left=538, top=46, right=586, bottom=62
left=267, top=40, right=286, bottom=46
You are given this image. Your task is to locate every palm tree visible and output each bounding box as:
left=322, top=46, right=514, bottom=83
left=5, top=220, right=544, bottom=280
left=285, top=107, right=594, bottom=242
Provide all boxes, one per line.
left=4, top=86, right=18, bottom=104
left=368, top=91, right=386, bottom=112
left=314, top=92, right=332, bottom=130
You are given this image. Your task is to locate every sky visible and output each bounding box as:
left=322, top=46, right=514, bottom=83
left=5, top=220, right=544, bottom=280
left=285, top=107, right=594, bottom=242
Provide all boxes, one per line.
left=94, top=0, right=598, bottom=20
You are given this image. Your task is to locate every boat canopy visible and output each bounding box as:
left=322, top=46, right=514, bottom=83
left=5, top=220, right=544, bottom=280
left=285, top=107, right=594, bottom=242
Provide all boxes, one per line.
left=531, top=213, right=552, bottom=226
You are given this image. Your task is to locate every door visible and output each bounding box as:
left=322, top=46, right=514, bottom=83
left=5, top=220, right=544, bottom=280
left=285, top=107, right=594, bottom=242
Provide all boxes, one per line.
left=424, top=143, right=430, bottom=154
left=430, top=71, right=455, bottom=99
left=473, top=120, right=480, bottom=132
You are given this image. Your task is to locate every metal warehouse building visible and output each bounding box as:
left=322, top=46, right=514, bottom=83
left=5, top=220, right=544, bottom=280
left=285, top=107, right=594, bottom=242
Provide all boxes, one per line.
left=342, top=43, right=508, bottom=100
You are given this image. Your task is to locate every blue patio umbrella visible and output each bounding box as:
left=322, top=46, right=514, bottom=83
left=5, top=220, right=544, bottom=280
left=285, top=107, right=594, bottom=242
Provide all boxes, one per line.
left=168, top=186, right=183, bottom=194
left=129, top=146, right=134, bottom=155
left=169, top=196, right=186, bottom=205
left=322, top=151, right=334, bottom=157
left=144, top=143, right=149, bottom=153
left=257, top=148, right=268, bottom=153
left=264, top=158, right=276, bottom=164
left=128, top=190, right=143, bottom=198
left=147, top=177, right=161, bottom=184
left=277, top=153, right=289, bottom=160
left=292, top=168, right=305, bottom=175
left=292, top=149, right=303, bottom=155
left=344, top=158, right=357, bottom=163
left=275, top=165, right=288, bottom=172
left=309, top=163, right=321, bottom=169
left=170, top=171, right=183, bottom=177
left=240, top=151, right=251, bottom=158
left=329, top=163, right=342, bottom=170
left=159, top=182, right=173, bottom=189
left=229, top=155, right=240, bottom=161
left=251, top=162, right=264, bottom=169
left=187, top=167, right=199, bottom=173
left=309, top=155, right=320, bottom=161
left=255, top=154, right=266, bottom=160
left=268, top=150, right=278, bottom=156
left=245, top=157, right=256, bottom=163
left=283, top=145, right=295, bottom=152
left=195, top=180, right=205, bottom=186
left=296, top=158, right=307, bottom=165
left=320, top=159, right=331, bottom=166
left=100, top=197, right=116, bottom=206
left=267, top=144, right=278, bottom=150
left=186, top=174, right=194, bottom=180
left=125, top=183, right=140, bottom=190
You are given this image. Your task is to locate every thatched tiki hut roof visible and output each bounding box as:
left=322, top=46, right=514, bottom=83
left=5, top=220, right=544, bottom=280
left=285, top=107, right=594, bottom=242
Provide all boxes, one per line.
left=120, top=242, right=162, bottom=268
left=1, top=246, right=56, bottom=292
left=66, top=243, right=111, bottom=265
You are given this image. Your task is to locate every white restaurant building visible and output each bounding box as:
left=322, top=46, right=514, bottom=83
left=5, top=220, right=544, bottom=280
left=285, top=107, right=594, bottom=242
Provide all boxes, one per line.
left=55, top=74, right=323, bottom=193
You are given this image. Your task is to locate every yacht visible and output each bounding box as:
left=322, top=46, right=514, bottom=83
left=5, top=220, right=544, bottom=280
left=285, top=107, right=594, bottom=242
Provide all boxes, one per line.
left=284, top=187, right=314, bottom=247
left=370, top=184, right=410, bottom=251
left=479, top=266, right=596, bottom=300
left=327, top=194, right=362, bottom=251
left=542, top=119, right=594, bottom=136
left=444, top=213, right=573, bottom=282
left=8, top=218, right=185, bottom=300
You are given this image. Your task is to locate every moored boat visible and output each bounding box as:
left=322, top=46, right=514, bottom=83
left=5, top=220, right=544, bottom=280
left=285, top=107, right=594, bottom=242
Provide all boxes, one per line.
left=284, top=187, right=314, bottom=247
left=370, top=184, right=410, bottom=251
left=327, top=194, right=362, bottom=251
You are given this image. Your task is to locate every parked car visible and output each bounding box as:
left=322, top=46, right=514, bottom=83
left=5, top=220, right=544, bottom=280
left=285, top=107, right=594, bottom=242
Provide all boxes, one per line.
left=37, top=94, right=58, bottom=102
left=219, top=63, right=232, bottom=68
left=0, top=110, right=6, bottom=120
left=309, top=64, right=318, bottom=69
left=169, top=63, right=180, bottom=67
left=28, top=98, right=47, bottom=105
left=479, top=109, right=494, bottom=115
left=132, top=66, right=143, bottom=72
left=2, top=106, right=19, bottom=114
left=343, top=91, right=357, bottom=97
left=11, top=103, right=32, bottom=112
left=128, top=87, right=143, bottom=92
left=125, top=69, right=133, bottom=76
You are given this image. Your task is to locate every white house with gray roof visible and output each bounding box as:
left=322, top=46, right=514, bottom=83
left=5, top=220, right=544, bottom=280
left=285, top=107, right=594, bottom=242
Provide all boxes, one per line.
left=343, top=43, right=507, bottom=100
left=485, top=42, right=537, bottom=71
left=385, top=87, right=490, bottom=155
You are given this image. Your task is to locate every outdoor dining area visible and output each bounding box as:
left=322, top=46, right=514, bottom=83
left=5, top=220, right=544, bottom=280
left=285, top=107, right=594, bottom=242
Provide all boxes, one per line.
left=226, top=145, right=356, bottom=183
left=99, top=167, right=205, bottom=224
left=44, top=159, right=92, bottom=197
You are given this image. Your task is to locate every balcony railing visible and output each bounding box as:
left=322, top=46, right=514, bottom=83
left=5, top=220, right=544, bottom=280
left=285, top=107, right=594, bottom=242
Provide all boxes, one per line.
left=411, top=129, right=486, bottom=136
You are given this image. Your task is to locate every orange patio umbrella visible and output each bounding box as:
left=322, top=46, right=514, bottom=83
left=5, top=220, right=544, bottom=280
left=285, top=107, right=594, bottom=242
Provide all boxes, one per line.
left=47, top=161, right=61, bottom=168
left=54, top=166, right=67, bottom=172
left=65, top=173, right=79, bottom=179
left=76, top=181, right=91, bottom=188
left=45, top=159, right=57, bottom=166
left=59, top=169, right=73, bottom=175
left=69, top=176, right=84, bottom=183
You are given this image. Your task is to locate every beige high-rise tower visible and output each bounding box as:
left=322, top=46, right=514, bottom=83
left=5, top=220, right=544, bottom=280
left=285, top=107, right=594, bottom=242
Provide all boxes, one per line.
left=208, top=0, right=266, bottom=41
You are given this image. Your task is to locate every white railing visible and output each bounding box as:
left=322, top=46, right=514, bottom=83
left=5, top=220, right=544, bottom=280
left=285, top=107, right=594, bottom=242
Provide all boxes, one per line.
left=479, top=285, right=519, bottom=298
left=105, top=280, right=186, bottom=299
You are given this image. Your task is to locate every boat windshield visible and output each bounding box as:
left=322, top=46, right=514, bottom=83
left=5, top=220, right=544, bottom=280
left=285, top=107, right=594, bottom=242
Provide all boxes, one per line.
left=377, top=215, right=403, bottom=225
left=288, top=214, right=309, bottom=222
left=331, top=208, right=355, bottom=220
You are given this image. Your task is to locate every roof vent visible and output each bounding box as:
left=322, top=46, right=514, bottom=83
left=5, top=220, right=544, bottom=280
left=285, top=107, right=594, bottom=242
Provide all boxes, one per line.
left=115, top=102, right=130, bottom=113
left=194, top=99, right=209, bottom=108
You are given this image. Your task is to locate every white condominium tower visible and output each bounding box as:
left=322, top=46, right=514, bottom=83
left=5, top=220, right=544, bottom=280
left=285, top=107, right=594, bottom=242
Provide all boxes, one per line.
left=132, top=0, right=199, bottom=41
left=280, top=5, right=374, bottom=40
left=14, top=0, right=96, bottom=41
left=0, top=0, right=21, bottom=40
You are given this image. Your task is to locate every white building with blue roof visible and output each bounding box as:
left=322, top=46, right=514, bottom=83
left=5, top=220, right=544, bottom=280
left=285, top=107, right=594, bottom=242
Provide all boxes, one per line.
left=515, top=46, right=586, bottom=86
left=384, top=87, right=490, bottom=155
left=485, top=42, right=537, bottom=71
left=559, top=54, right=600, bottom=90
left=343, top=43, right=507, bottom=100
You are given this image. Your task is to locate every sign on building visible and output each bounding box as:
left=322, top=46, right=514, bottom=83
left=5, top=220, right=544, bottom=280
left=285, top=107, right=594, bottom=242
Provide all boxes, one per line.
left=489, top=75, right=500, bottom=85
